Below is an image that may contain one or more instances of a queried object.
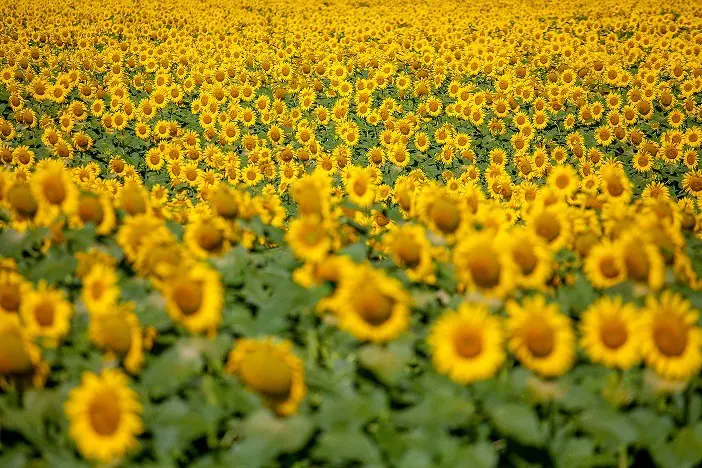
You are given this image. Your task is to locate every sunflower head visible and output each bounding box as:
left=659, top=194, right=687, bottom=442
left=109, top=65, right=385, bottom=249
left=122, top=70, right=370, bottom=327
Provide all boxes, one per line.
left=163, top=263, right=223, bottom=334
left=89, top=303, right=144, bottom=374
left=428, top=303, right=505, bottom=384
left=0, top=271, right=31, bottom=315
left=639, top=291, right=702, bottom=381
left=20, top=281, right=73, bottom=347
left=0, top=314, right=45, bottom=390
left=331, top=264, right=411, bottom=342
left=506, top=295, right=575, bottom=377
left=227, top=338, right=306, bottom=416
left=64, top=369, right=143, bottom=463
left=580, top=296, right=641, bottom=369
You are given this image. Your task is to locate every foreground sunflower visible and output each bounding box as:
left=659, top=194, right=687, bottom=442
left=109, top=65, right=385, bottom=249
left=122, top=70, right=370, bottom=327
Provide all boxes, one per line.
left=428, top=303, right=505, bottom=384
left=81, top=263, right=120, bottom=316
left=161, top=263, right=223, bottom=334
left=226, top=337, right=306, bottom=416
left=20, top=281, right=73, bottom=347
left=65, top=369, right=143, bottom=463
left=331, top=263, right=411, bottom=342
left=0, top=313, right=46, bottom=389
left=639, top=291, right=702, bottom=381
left=453, top=231, right=516, bottom=298
left=89, top=303, right=144, bottom=374
left=506, top=295, right=575, bottom=377
left=0, top=270, right=32, bottom=315
left=580, top=296, right=641, bottom=369
left=382, top=223, right=435, bottom=284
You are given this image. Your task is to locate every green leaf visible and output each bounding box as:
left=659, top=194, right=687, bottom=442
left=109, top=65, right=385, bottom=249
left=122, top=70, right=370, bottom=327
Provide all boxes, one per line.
left=243, top=409, right=314, bottom=454
left=148, top=397, right=217, bottom=461
left=313, top=428, right=382, bottom=465
left=486, top=403, right=545, bottom=447
left=651, top=423, right=702, bottom=468
left=578, top=408, right=638, bottom=449
left=628, top=408, right=674, bottom=448
left=141, top=339, right=204, bottom=398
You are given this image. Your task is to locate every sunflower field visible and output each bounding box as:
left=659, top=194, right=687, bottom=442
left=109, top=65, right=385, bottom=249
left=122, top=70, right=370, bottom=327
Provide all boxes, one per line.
left=2, top=0, right=702, bottom=466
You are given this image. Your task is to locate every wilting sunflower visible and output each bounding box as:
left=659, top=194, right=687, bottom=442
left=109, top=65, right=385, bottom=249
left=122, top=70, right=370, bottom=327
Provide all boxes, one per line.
left=639, top=291, right=702, bottom=381
left=65, top=369, right=143, bottom=463
left=286, top=215, right=333, bottom=262
left=162, top=263, right=223, bottom=334
left=506, top=295, right=575, bottom=377
left=0, top=313, right=46, bottom=389
left=453, top=231, right=516, bottom=298
left=580, top=296, right=641, bottom=369
left=331, top=263, right=411, bottom=342
left=20, top=281, right=73, bottom=347
left=0, top=270, right=32, bottom=315
left=584, top=240, right=627, bottom=289
left=89, top=302, right=144, bottom=374
left=383, top=223, right=435, bottom=284
left=82, top=263, right=120, bottom=316
left=226, top=337, right=306, bottom=416
left=428, top=303, right=505, bottom=384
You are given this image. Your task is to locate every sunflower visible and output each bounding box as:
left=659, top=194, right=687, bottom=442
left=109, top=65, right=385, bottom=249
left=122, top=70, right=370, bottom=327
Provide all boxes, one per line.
left=117, top=214, right=170, bottom=263
left=580, top=296, right=641, bottom=369
left=117, top=182, right=151, bottom=216
left=133, top=231, right=190, bottom=283
left=383, top=223, right=435, bottom=284
left=291, top=172, right=331, bottom=217
left=428, top=303, right=505, bottom=384
left=184, top=215, right=232, bottom=259
left=64, top=369, right=143, bottom=463
left=547, top=165, right=580, bottom=198
left=618, top=231, right=665, bottom=290
left=0, top=313, right=45, bottom=389
left=599, top=162, right=632, bottom=202
left=226, top=338, right=306, bottom=416
left=505, top=227, right=553, bottom=290
left=30, top=160, right=78, bottom=220
left=639, top=291, right=702, bottom=381
left=82, top=263, right=120, bottom=316
left=69, top=192, right=116, bottom=235
left=584, top=240, right=627, bottom=289
left=345, top=166, right=376, bottom=207
left=453, top=231, right=516, bottom=298
left=526, top=203, right=572, bottom=251
left=416, top=183, right=470, bottom=241
left=286, top=215, right=333, bottom=262
left=20, top=281, right=73, bottom=347
left=89, top=302, right=144, bottom=374
left=506, top=295, right=575, bottom=377
left=292, top=255, right=354, bottom=289
left=331, top=263, right=411, bottom=342
left=162, top=263, right=223, bottom=334
left=0, top=270, right=31, bottom=315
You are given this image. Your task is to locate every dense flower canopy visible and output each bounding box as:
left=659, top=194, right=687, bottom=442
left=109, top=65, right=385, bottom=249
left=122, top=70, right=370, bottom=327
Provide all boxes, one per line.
left=1, top=0, right=702, bottom=465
